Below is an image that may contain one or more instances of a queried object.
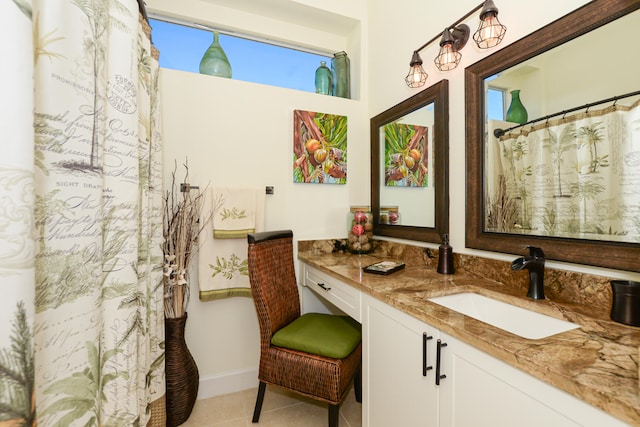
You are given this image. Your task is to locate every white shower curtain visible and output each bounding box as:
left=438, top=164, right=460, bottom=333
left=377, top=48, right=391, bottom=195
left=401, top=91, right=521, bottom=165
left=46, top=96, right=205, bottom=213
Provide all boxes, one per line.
left=487, top=100, right=640, bottom=243
left=0, top=0, right=36, bottom=425
left=1, top=0, right=165, bottom=425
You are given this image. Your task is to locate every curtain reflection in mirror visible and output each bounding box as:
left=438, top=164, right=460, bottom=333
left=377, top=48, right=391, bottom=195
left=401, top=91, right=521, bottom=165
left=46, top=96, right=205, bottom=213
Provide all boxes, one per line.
left=486, top=99, right=640, bottom=243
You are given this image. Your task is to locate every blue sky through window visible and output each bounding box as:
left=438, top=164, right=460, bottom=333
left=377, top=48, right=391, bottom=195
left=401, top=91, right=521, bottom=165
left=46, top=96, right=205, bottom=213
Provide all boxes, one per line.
left=487, top=88, right=505, bottom=121
left=150, top=19, right=332, bottom=93
left=485, top=75, right=505, bottom=121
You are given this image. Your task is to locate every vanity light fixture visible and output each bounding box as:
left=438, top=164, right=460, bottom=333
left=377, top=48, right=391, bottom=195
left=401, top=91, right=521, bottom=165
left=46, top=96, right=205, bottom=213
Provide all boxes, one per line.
left=405, top=51, right=428, bottom=88
left=434, top=26, right=469, bottom=71
left=404, top=0, right=507, bottom=88
left=473, top=0, right=507, bottom=48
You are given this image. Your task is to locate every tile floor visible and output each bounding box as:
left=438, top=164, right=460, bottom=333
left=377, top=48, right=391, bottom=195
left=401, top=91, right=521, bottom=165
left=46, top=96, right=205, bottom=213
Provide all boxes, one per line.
left=181, top=383, right=362, bottom=427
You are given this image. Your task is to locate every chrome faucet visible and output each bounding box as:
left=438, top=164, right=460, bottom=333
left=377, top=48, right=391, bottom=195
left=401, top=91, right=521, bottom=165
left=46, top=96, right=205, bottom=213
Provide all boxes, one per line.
left=511, top=246, right=546, bottom=300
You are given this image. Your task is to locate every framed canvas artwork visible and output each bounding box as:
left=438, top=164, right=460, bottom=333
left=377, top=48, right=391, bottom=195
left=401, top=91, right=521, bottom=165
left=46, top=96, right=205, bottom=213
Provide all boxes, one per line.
left=293, top=109, right=347, bottom=184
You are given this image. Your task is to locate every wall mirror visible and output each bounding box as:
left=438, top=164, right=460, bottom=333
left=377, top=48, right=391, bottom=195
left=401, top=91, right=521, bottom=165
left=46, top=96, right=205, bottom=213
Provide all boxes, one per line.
left=371, top=79, right=449, bottom=243
left=466, top=0, right=640, bottom=272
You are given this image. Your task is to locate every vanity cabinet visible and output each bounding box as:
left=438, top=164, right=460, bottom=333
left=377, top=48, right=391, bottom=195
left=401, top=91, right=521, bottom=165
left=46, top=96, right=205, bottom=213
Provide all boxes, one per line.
left=363, top=297, right=627, bottom=427
left=299, top=262, right=631, bottom=427
left=363, top=295, right=628, bottom=427
left=436, top=333, right=628, bottom=427
left=363, top=295, right=439, bottom=426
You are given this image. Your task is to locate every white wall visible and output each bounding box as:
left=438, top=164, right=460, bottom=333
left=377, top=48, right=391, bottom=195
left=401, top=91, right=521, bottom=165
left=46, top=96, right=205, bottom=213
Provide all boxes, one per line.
left=369, top=0, right=589, bottom=253
left=153, top=0, right=640, bottom=399
left=369, top=0, right=640, bottom=281
left=491, top=10, right=640, bottom=119
left=160, top=71, right=369, bottom=397
left=150, top=0, right=368, bottom=398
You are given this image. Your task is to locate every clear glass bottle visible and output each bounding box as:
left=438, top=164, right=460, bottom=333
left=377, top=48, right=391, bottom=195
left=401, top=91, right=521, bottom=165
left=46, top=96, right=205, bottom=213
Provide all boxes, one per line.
left=331, top=51, right=350, bottom=99
left=315, top=61, right=332, bottom=95
left=199, top=32, right=232, bottom=78
left=347, top=206, right=373, bottom=254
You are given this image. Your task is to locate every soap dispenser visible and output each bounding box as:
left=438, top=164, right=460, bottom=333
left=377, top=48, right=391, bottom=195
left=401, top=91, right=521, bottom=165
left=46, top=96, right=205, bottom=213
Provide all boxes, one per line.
left=437, top=234, right=454, bottom=274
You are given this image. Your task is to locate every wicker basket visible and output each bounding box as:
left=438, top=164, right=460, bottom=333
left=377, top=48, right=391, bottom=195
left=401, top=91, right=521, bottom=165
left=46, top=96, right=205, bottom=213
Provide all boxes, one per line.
left=147, top=395, right=166, bottom=427
left=165, top=313, right=199, bottom=426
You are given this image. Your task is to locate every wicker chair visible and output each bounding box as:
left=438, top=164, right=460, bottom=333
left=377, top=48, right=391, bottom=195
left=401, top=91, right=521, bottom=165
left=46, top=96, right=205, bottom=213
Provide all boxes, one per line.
left=247, top=230, right=362, bottom=427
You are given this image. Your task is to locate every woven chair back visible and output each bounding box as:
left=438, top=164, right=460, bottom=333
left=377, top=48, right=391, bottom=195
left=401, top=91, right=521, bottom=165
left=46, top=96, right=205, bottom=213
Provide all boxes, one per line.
left=248, top=232, right=300, bottom=345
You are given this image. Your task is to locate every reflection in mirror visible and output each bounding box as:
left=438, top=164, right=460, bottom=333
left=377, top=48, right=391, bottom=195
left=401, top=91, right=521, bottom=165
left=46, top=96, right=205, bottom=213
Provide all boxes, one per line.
left=379, top=103, right=435, bottom=228
left=484, top=9, right=640, bottom=244
left=466, top=0, right=640, bottom=272
left=371, top=79, right=448, bottom=243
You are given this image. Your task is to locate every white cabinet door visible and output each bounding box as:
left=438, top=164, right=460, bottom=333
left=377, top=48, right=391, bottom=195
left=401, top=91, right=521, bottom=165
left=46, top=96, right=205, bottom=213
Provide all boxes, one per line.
left=437, top=333, right=629, bottom=427
left=364, top=296, right=439, bottom=427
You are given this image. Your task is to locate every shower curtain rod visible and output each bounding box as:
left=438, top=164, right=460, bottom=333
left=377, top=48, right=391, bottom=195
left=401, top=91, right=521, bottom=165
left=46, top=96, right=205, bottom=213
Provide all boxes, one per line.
left=493, top=89, right=640, bottom=138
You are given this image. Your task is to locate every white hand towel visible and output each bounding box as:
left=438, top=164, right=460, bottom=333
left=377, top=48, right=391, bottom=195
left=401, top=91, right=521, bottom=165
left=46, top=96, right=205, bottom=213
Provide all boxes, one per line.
left=198, top=187, right=265, bottom=301
left=212, top=187, right=260, bottom=239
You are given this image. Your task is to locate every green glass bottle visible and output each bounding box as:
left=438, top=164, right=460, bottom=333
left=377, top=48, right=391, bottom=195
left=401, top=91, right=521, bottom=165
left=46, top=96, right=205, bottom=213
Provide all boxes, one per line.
left=506, top=89, right=528, bottom=124
left=331, top=51, right=350, bottom=99
left=199, top=32, right=232, bottom=78
left=315, top=61, right=332, bottom=95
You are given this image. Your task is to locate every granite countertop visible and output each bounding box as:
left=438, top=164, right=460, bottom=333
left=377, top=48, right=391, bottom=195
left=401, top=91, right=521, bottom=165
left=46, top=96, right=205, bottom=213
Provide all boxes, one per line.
left=298, top=240, right=640, bottom=426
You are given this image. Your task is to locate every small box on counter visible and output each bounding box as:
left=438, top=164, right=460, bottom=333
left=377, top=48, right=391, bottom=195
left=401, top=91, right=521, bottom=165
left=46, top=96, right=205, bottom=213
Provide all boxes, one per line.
left=363, top=261, right=405, bottom=275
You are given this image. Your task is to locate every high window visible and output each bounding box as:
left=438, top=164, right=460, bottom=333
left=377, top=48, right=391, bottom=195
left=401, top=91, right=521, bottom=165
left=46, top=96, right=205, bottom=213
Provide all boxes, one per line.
left=150, top=18, right=332, bottom=94
left=487, top=86, right=506, bottom=121
left=484, top=73, right=506, bottom=120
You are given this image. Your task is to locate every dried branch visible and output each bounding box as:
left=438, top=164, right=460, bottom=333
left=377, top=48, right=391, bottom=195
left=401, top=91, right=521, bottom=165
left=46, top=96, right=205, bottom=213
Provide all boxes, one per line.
left=163, top=160, right=212, bottom=318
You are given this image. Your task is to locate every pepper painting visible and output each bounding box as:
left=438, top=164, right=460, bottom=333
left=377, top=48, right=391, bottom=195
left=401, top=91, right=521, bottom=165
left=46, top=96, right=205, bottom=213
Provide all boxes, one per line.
left=293, top=110, right=347, bottom=184
left=384, top=122, right=429, bottom=187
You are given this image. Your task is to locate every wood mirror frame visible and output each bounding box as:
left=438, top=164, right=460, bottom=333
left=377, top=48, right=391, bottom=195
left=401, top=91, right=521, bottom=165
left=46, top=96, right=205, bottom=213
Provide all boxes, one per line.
left=465, top=0, right=640, bottom=272
left=371, top=79, right=449, bottom=243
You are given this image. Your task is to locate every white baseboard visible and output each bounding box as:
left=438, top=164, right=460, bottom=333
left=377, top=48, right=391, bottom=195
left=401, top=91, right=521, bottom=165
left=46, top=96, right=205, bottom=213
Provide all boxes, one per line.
left=196, top=367, right=260, bottom=400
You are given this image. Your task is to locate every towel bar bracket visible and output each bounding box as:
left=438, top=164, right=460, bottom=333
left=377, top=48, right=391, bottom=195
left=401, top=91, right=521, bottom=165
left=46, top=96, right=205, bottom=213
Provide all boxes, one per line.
left=180, top=183, right=200, bottom=193
left=180, top=183, right=273, bottom=194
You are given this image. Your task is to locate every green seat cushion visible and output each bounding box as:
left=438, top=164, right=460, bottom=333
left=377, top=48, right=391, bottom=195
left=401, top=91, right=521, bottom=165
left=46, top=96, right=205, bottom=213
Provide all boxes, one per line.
left=271, top=313, right=361, bottom=359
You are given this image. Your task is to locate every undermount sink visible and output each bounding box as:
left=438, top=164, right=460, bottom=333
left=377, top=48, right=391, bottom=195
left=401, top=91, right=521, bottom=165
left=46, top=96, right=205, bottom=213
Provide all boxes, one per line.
left=428, top=293, right=580, bottom=339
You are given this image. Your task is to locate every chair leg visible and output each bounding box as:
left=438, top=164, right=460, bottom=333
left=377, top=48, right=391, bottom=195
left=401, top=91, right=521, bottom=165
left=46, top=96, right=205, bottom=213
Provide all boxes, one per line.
left=328, top=403, right=340, bottom=427
left=252, top=381, right=267, bottom=423
left=354, top=366, right=362, bottom=403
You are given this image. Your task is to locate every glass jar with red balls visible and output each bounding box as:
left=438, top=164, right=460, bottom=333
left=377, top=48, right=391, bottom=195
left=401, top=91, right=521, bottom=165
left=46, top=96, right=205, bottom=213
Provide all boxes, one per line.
left=347, top=206, right=374, bottom=254
left=381, top=206, right=400, bottom=225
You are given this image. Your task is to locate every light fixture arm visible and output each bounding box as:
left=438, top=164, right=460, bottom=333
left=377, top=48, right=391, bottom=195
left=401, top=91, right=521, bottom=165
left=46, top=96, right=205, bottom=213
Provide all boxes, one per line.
left=412, top=2, right=483, bottom=56
left=405, top=1, right=505, bottom=88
